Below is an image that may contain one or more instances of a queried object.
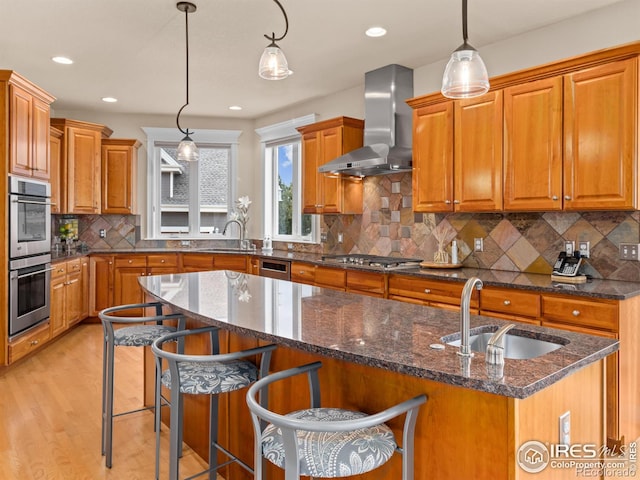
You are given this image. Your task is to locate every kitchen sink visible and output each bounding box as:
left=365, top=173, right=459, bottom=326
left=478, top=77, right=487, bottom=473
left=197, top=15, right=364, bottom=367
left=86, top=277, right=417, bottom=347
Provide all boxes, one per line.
left=441, top=326, right=567, bottom=360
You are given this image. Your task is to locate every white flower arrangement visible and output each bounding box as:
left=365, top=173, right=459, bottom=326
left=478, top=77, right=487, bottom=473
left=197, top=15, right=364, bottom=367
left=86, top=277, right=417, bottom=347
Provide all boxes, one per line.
left=230, top=195, right=251, bottom=230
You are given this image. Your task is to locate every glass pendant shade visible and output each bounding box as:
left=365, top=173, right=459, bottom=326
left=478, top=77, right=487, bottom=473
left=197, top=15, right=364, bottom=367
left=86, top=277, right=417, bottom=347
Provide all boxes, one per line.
left=259, top=43, right=291, bottom=80
left=177, top=135, right=199, bottom=162
left=441, top=44, right=489, bottom=98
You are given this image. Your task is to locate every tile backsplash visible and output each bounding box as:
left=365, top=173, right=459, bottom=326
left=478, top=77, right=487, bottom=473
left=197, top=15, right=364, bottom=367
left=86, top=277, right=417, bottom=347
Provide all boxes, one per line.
left=322, top=173, right=640, bottom=282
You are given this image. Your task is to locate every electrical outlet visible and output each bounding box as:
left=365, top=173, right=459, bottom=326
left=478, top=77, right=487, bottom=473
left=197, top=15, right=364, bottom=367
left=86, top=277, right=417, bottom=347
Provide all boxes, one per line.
left=578, top=241, right=590, bottom=258
left=564, top=241, right=575, bottom=256
left=337, top=232, right=343, bottom=244
left=180, top=240, right=190, bottom=247
left=474, top=238, right=483, bottom=252
left=619, top=243, right=640, bottom=261
left=99, top=229, right=106, bottom=238
left=320, top=233, right=328, bottom=243
left=559, top=411, right=571, bottom=446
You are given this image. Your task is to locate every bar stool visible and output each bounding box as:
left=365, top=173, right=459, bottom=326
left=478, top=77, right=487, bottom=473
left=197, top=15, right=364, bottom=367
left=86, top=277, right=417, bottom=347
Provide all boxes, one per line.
left=246, top=361, right=427, bottom=480
left=152, top=325, right=277, bottom=480
left=99, top=302, right=186, bottom=469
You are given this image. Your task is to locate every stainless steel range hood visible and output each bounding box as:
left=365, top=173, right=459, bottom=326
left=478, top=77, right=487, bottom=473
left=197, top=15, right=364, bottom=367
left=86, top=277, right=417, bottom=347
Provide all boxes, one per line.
left=318, top=64, right=414, bottom=176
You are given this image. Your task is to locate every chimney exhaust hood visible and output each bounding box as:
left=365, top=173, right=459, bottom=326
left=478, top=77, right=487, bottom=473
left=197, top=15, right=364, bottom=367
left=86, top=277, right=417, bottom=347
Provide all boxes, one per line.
left=318, top=64, right=414, bottom=176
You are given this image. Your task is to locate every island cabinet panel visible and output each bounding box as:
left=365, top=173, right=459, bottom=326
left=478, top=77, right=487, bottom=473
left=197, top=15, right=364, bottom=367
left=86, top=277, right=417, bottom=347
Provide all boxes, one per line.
left=387, top=275, right=478, bottom=311
left=563, top=57, right=638, bottom=210
left=503, top=77, right=563, bottom=211
left=290, top=261, right=316, bottom=285
left=313, top=265, right=346, bottom=290
left=346, top=270, right=385, bottom=297
left=298, top=117, right=365, bottom=214
left=454, top=91, right=503, bottom=212
left=101, top=138, right=140, bottom=214
left=412, top=102, right=454, bottom=212
left=480, top=287, right=541, bottom=325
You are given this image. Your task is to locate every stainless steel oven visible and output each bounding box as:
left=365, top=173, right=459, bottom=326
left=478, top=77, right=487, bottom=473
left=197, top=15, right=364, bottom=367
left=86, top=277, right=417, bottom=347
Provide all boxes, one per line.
left=9, top=254, right=53, bottom=338
left=9, top=175, right=52, bottom=259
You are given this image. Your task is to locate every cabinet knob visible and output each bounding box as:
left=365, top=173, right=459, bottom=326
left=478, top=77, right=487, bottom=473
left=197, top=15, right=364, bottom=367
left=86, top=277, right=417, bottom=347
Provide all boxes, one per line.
left=128, top=260, right=133, bottom=264
left=565, top=195, right=572, bottom=201
left=572, top=310, right=580, bottom=317
left=503, top=300, right=511, bottom=306
left=453, top=200, right=460, bottom=204
left=552, top=195, right=558, bottom=201
left=31, top=340, right=39, bottom=346
left=299, top=270, right=305, bottom=274
left=424, top=289, right=431, bottom=294
left=444, top=200, right=452, bottom=204
left=109, top=261, right=113, bottom=265
left=161, top=259, right=165, bottom=263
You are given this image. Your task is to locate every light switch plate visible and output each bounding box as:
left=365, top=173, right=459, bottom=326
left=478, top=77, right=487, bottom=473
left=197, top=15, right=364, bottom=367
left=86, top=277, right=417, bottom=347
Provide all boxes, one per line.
left=559, top=411, right=571, bottom=446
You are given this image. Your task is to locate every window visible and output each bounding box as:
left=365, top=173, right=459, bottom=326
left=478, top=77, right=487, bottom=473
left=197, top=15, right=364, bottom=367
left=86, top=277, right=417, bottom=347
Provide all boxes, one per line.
left=142, top=127, right=241, bottom=239
left=256, top=115, right=318, bottom=243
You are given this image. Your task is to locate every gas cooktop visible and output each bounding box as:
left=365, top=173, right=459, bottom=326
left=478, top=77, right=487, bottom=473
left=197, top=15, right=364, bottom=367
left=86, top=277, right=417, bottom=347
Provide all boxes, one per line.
left=321, top=254, right=423, bottom=270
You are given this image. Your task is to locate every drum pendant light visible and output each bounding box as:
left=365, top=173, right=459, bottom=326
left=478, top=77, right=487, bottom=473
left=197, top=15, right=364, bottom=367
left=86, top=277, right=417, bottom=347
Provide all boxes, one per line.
left=175, top=2, right=199, bottom=161
left=258, top=0, right=293, bottom=80
left=441, top=0, right=489, bottom=98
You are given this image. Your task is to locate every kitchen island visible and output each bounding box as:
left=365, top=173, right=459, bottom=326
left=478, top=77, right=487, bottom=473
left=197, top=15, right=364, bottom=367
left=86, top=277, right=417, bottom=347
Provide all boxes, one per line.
left=140, top=270, right=620, bottom=479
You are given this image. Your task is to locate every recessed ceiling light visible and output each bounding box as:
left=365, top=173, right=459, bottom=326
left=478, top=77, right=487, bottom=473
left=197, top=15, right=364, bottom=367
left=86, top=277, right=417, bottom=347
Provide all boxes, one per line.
left=365, top=26, right=387, bottom=38
left=229, top=105, right=242, bottom=111
left=52, top=56, right=73, bottom=65
left=102, top=97, right=118, bottom=103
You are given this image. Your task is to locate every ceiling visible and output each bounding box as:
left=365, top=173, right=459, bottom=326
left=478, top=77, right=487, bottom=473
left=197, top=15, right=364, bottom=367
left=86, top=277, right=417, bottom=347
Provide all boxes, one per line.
left=0, top=0, right=627, bottom=119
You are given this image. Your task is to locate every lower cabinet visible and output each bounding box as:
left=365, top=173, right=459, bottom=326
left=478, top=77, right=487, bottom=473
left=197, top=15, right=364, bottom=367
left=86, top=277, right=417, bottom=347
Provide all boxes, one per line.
left=50, top=257, right=85, bottom=339
left=8, top=322, right=51, bottom=364
left=388, top=274, right=479, bottom=311
left=346, top=270, right=385, bottom=297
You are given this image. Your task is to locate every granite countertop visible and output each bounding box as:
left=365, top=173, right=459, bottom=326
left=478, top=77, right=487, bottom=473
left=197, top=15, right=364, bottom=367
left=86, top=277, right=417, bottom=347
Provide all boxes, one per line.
left=61, top=247, right=640, bottom=299
left=139, top=270, right=618, bottom=400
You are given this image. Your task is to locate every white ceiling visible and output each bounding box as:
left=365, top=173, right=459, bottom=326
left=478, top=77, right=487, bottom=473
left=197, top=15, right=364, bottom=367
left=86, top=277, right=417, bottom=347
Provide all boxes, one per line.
left=0, top=0, right=627, bottom=119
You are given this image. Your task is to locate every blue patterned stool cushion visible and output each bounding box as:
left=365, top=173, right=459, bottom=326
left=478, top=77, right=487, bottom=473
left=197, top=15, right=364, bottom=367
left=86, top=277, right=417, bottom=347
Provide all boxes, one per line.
left=261, top=408, right=396, bottom=477
left=162, top=360, right=258, bottom=395
left=114, top=325, right=176, bottom=347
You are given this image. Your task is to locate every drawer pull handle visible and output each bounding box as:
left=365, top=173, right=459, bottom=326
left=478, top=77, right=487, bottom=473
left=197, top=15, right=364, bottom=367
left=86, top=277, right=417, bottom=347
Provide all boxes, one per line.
left=128, top=260, right=133, bottom=264
left=453, top=200, right=460, bottom=204
left=424, top=289, right=431, bottom=294
left=31, top=340, right=39, bottom=346
left=503, top=300, right=511, bottom=306
left=444, top=200, right=451, bottom=205
left=572, top=310, right=580, bottom=316
left=161, top=259, right=165, bottom=263
left=552, top=195, right=558, bottom=201
left=565, top=195, right=572, bottom=201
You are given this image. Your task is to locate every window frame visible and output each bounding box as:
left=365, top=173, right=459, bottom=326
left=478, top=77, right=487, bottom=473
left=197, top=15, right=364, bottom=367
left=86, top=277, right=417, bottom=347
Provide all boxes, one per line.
left=256, top=114, right=319, bottom=243
left=142, top=127, right=241, bottom=240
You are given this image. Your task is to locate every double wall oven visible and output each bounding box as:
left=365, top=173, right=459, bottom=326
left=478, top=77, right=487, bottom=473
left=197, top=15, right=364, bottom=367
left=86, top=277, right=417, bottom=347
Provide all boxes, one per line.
left=8, top=175, right=53, bottom=338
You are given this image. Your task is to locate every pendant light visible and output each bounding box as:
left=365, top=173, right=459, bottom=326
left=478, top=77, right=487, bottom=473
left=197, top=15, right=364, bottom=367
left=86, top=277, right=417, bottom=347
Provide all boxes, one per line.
left=176, top=2, right=199, bottom=161
left=441, top=0, right=489, bottom=99
left=258, top=0, right=292, bottom=80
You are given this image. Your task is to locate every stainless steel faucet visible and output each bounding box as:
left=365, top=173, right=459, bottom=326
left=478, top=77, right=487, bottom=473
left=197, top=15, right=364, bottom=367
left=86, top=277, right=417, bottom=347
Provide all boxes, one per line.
left=458, top=277, right=483, bottom=357
left=486, top=323, right=515, bottom=366
left=222, top=219, right=245, bottom=248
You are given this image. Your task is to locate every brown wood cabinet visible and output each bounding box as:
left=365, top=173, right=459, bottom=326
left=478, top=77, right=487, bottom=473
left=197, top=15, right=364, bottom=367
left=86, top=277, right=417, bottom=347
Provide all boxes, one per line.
left=346, top=270, right=385, bottom=297
left=101, top=139, right=141, bottom=214
left=411, top=91, right=502, bottom=213
left=113, top=254, right=179, bottom=310
left=298, top=117, right=364, bottom=214
left=290, top=262, right=346, bottom=290
left=89, top=254, right=114, bottom=317
left=50, top=258, right=83, bottom=338
left=49, top=126, right=63, bottom=213
left=4, top=72, right=55, bottom=180
left=480, top=286, right=541, bottom=325
left=7, top=322, right=51, bottom=364
left=50, top=118, right=112, bottom=214
left=211, top=254, right=248, bottom=272
left=388, top=274, right=478, bottom=311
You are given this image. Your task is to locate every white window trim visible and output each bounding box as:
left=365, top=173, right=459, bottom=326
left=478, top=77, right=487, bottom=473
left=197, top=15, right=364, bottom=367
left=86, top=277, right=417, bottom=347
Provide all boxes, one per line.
left=142, top=127, right=242, bottom=240
left=255, top=114, right=319, bottom=243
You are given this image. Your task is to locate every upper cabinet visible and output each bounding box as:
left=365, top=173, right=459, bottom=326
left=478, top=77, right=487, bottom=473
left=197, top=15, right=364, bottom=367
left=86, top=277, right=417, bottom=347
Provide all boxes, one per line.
left=298, top=117, right=364, bottom=214
left=50, top=118, right=112, bottom=214
left=1, top=71, right=55, bottom=180
left=101, top=139, right=141, bottom=214
left=49, top=126, right=63, bottom=214
left=409, top=43, right=640, bottom=213
left=411, top=92, right=503, bottom=213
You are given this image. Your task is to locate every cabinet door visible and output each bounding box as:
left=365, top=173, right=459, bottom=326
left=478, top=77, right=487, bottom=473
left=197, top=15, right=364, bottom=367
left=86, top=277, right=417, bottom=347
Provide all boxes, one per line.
left=50, top=276, right=67, bottom=338
left=31, top=98, right=51, bottom=180
left=181, top=253, right=214, bottom=272
left=114, top=256, right=147, bottom=308
left=65, top=271, right=83, bottom=327
left=564, top=58, right=637, bottom=210
left=102, top=141, right=138, bottom=214
left=319, top=127, right=343, bottom=213
left=346, top=270, right=385, bottom=297
left=66, top=126, right=101, bottom=214
left=212, top=254, right=248, bottom=272
left=49, top=128, right=63, bottom=213
left=9, top=84, right=33, bottom=177
left=454, top=91, right=503, bottom=211
left=90, top=255, right=114, bottom=316
left=503, top=77, right=563, bottom=211
left=412, top=102, right=454, bottom=212
left=80, top=257, right=89, bottom=319
left=301, top=132, right=321, bottom=213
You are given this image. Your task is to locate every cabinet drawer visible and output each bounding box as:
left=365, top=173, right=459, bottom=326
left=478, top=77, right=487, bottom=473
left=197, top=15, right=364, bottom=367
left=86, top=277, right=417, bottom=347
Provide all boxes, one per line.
left=115, top=255, right=146, bottom=268
left=314, top=266, right=346, bottom=289
left=66, top=258, right=82, bottom=273
left=388, top=275, right=477, bottom=308
left=212, top=254, right=247, bottom=271
left=51, top=262, right=68, bottom=279
left=481, top=287, right=540, bottom=318
left=9, top=322, right=51, bottom=363
left=181, top=253, right=214, bottom=270
left=147, top=254, right=178, bottom=268
left=541, top=295, right=618, bottom=332
left=347, top=270, right=385, bottom=295
left=291, top=262, right=315, bottom=284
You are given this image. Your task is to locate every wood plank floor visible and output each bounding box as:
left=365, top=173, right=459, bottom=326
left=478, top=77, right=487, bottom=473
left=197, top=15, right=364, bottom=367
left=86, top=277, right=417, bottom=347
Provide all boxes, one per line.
left=0, top=323, right=212, bottom=479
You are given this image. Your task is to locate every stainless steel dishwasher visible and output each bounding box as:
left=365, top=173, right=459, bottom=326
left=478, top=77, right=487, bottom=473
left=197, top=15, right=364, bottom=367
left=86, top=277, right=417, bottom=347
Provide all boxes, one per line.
left=258, top=258, right=291, bottom=280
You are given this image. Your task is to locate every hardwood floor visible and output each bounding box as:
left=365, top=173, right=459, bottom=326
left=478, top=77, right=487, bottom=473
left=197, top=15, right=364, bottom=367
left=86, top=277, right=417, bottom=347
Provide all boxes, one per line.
left=0, top=323, right=211, bottom=479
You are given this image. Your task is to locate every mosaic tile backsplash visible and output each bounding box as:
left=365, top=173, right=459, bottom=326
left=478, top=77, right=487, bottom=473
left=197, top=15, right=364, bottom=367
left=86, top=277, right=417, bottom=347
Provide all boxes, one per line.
left=322, top=173, right=640, bottom=282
